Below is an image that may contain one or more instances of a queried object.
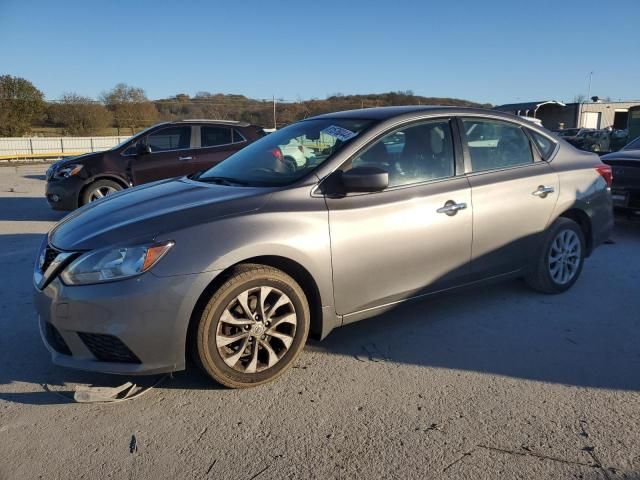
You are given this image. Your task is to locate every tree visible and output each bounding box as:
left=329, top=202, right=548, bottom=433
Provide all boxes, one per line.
left=0, top=75, right=45, bottom=136
left=101, top=83, right=158, bottom=133
left=48, top=93, right=112, bottom=135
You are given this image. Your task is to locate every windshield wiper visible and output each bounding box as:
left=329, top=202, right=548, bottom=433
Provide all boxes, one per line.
left=196, top=176, right=249, bottom=186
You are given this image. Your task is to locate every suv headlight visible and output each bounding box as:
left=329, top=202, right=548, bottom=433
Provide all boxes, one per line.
left=53, top=164, right=83, bottom=179
left=60, top=241, right=174, bottom=285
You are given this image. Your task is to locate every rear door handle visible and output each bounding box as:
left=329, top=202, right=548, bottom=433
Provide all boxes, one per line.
left=178, top=156, right=193, bottom=161
left=532, top=185, right=555, bottom=197
left=437, top=200, right=467, bottom=216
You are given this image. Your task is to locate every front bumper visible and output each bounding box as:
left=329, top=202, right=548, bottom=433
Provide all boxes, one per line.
left=45, top=177, right=83, bottom=211
left=33, top=269, right=219, bottom=375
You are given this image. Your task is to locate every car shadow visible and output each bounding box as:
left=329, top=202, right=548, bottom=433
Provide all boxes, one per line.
left=23, top=174, right=47, bottom=181
left=0, top=197, right=66, bottom=221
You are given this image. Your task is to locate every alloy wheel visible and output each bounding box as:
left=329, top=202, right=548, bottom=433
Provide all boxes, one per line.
left=215, top=286, right=297, bottom=373
left=88, top=186, right=118, bottom=202
left=548, top=229, right=581, bottom=285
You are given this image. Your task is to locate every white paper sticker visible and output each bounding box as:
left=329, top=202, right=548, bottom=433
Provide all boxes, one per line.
left=321, top=125, right=358, bottom=142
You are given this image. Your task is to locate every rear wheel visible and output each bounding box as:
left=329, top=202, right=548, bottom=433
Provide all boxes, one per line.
left=194, top=265, right=310, bottom=388
left=525, top=217, right=585, bottom=294
left=81, top=179, right=122, bottom=205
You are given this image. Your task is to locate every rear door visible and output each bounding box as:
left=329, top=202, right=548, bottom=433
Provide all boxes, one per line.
left=130, top=125, right=197, bottom=184
left=193, top=125, right=246, bottom=171
left=459, top=117, right=559, bottom=277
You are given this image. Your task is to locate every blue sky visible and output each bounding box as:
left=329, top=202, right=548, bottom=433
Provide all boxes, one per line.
left=1, top=0, right=639, bottom=105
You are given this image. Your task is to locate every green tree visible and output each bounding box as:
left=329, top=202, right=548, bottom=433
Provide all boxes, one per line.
left=101, top=83, right=158, bottom=133
left=0, top=75, right=45, bottom=136
left=48, top=93, right=112, bottom=135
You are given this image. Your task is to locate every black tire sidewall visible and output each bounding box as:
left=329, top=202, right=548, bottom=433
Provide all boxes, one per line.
left=198, top=269, right=309, bottom=387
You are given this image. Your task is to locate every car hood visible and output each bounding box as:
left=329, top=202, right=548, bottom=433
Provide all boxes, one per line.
left=601, top=150, right=640, bottom=162
left=49, top=178, right=272, bottom=251
left=51, top=152, right=104, bottom=169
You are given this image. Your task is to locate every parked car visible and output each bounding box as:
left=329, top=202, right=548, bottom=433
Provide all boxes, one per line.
left=34, top=106, right=613, bottom=388
left=44, top=120, right=265, bottom=210
left=601, top=136, right=640, bottom=216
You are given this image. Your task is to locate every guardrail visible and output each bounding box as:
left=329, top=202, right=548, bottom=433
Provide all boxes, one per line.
left=0, top=135, right=131, bottom=160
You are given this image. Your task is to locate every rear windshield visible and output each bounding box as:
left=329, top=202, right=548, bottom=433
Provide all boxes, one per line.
left=194, top=118, right=374, bottom=187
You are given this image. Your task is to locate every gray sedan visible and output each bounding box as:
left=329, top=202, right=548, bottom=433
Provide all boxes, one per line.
left=33, top=106, right=614, bottom=388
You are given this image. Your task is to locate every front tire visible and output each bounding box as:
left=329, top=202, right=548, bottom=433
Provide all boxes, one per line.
left=194, top=265, right=310, bottom=388
left=81, top=179, right=122, bottom=205
left=525, top=217, right=585, bottom=294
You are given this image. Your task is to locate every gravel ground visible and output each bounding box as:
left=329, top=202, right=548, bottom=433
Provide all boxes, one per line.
left=1, top=164, right=639, bottom=480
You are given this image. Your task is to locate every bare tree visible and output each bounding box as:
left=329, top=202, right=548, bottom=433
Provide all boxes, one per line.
left=101, top=83, right=158, bottom=133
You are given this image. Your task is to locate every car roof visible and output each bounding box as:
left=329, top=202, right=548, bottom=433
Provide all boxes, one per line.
left=306, top=105, right=517, bottom=122
left=172, top=119, right=252, bottom=127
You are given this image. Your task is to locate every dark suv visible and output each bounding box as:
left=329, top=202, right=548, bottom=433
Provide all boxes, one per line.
left=45, top=120, right=264, bottom=210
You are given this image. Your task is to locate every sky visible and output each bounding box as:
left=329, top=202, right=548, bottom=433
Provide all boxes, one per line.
left=1, top=0, right=639, bottom=106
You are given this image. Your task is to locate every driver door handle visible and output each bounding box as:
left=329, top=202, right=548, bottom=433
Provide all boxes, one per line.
left=178, top=156, right=193, bottom=161
left=532, top=185, right=555, bottom=197
left=437, top=201, right=467, bottom=216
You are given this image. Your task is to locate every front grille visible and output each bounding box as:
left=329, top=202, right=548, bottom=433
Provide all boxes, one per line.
left=78, top=333, right=141, bottom=364
left=44, top=323, right=71, bottom=355
left=41, top=246, right=60, bottom=272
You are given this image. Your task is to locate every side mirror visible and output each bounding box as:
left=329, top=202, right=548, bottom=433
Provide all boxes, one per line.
left=136, top=142, right=152, bottom=155
left=341, top=166, right=388, bottom=192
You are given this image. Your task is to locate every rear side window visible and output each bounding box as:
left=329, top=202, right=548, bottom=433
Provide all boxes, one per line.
left=462, top=118, right=533, bottom=172
left=233, top=129, right=246, bottom=143
left=529, top=130, right=556, bottom=159
left=146, top=126, right=191, bottom=152
left=202, top=126, right=232, bottom=147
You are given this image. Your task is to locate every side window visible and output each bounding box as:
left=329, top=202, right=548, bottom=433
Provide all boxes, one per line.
left=529, top=130, right=556, bottom=159
left=462, top=119, right=533, bottom=172
left=233, top=129, right=246, bottom=143
left=146, top=126, right=191, bottom=152
left=348, top=120, right=455, bottom=188
left=201, top=126, right=232, bottom=147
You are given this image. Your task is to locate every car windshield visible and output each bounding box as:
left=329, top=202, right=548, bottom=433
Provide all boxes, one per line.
left=194, top=118, right=374, bottom=187
left=622, top=136, right=640, bottom=150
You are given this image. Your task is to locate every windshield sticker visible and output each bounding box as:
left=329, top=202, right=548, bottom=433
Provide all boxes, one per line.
left=321, top=125, right=358, bottom=142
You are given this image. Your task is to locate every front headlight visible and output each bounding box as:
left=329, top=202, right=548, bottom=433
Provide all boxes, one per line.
left=60, top=241, right=174, bottom=285
left=53, top=164, right=83, bottom=179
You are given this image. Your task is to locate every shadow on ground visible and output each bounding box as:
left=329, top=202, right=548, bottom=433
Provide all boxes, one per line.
left=0, top=197, right=66, bottom=221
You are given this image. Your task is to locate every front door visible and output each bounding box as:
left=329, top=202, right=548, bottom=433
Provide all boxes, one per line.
left=131, top=125, right=197, bottom=184
left=459, top=117, right=559, bottom=276
left=326, top=119, right=473, bottom=317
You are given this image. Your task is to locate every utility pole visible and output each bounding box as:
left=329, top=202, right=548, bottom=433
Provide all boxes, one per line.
left=273, top=96, right=276, bottom=129
left=586, top=71, right=593, bottom=102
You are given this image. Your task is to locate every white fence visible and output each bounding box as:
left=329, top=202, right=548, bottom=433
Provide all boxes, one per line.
left=0, top=136, right=132, bottom=157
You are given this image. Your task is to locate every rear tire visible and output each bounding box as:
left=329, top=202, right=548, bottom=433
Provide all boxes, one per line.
left=81, top=179, right=122, bottom=205
left=525, top=217, right=585, bottom=294
left=194, top=264, right=310, bottom=388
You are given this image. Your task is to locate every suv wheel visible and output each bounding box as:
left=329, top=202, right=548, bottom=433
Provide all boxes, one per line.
left=525, top=217, right=585, bottom=294
left=82, top=179, right=122, bottom=205
left=194, top=264, right=310, bottom=388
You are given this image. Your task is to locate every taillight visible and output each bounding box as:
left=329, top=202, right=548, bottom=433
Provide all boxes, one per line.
left=271, top=147, right=283, bottom=161
left=595, top=165, right=613, bottom=188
